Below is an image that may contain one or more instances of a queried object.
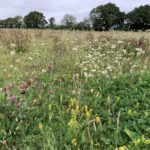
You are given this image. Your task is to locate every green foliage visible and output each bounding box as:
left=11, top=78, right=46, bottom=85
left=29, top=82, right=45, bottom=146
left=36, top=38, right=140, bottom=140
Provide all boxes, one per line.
left=0, top=72, right=150, bottom=149
left=24, top=11, right=47, bottom=28
left=0, top=16, right=23, bottom=28
left=76, top=18, right=91, bottom=31
left=90, top=3, right=125, bottom=31
left=126, top=4, right=150, bottom=30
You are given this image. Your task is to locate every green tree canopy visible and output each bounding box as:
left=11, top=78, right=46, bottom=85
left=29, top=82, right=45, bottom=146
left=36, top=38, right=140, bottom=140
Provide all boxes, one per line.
left=0, top=16, right=23, bottom=28
left=126, top=4, right=150, bottom=30
left=76, top=18, right=91, bottom=30
left=24, top=11, right=47, bottom=28
left=90, top=3, right=125, bottom=31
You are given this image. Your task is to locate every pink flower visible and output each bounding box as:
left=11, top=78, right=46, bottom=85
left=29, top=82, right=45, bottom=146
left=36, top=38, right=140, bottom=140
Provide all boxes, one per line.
left=20, top=82, right=28, bottom=90
left=16, top=103, right=21, bottom=108
left=11, top=95, right=17, bottom=102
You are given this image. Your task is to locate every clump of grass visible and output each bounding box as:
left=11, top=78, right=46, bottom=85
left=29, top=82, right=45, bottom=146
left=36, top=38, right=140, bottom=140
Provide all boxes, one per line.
left=1, top=29, right=31, bottom=53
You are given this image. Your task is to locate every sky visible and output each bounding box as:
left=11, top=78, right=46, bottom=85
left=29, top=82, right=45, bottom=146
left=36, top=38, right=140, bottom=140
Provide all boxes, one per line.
left=0, top=0, right=149, bottom=23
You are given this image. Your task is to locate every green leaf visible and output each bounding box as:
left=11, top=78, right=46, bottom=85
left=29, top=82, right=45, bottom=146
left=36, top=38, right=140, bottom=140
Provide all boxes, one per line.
left=124, top=128, right=138, bottom=140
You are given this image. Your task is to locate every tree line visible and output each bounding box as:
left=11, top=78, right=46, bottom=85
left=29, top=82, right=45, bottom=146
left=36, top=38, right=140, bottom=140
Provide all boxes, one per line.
left=0, top=3, right=149, bottom=31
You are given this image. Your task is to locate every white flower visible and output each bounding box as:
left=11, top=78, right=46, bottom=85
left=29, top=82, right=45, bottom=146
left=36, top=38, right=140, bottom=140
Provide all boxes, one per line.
left=91, top=69, right=96, bottom=72
left=11, top=43, right=16, bottom=48
left=117, top=41, right=124, bottom=44
left=42, top=69, right=47, bottom=73
left=29, top=57, right=33, bottom=60
left=0, top=88, right=3, bottom=93
left=84, top=72, right=88, bottom=78
left=16, top=59, right=20, bottom=63
left=101, top=70, right=108, bottom=75
left=122, top=49, right=127, bottom=54
left=14, top=67, right=18, bottom=71
left=111, top=44, right=116, bottom=49
left=135, top=48, right=143, bottom=51
left=106, top=66, right=112, bottom=71
left=10, top=50, right=16, bottom=56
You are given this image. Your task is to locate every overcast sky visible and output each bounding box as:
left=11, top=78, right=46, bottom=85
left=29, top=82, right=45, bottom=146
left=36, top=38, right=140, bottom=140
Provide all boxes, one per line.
left=0, top=0, right=149, bottom=23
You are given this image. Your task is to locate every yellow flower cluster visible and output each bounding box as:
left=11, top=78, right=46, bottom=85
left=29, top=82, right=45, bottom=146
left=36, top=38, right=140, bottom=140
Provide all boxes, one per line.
left=67, top=98, right=79, bottom=129
left=71, top=138, right=77, bottom=146
left=68, top=118, right=78, bottom=128
left=133, top=135, right=150, bottom=145
left=119, top=146, right=125, bottom=150
left=85, top=105, right=92, bottom=120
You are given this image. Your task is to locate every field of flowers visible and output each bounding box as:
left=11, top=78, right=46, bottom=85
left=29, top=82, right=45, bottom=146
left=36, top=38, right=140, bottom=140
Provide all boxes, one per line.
left=0, top=29, right=150, bottom=150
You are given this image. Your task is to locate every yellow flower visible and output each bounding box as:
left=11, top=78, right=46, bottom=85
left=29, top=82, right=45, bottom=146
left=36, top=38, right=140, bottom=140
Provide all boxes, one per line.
left=71, top=98, right=77, bottom=106
left=85, top=105, right=88, bottom=112
left=134, top=139, right=140, bottom=145
left=119, top=146, right=125, bottom=150
left=68, top=118, right=78, bottom=128
left=128, top=109, right=132, bottom=115
left=144, top=111, right=148, bottom=117
left=38, top=123, right=43, bottom=129
left=141, top=135, right=145, bottom=142
left=95, top=116, right=101, bottom=123
left=48, top=104, right=52, bottom=110
left=27, top=146, right=30, bottom=150
left=144, top=139, right=150, bottom=144
left=86, top=111, right=91, bottom=120
left=71, top=139, right=77, bottom=146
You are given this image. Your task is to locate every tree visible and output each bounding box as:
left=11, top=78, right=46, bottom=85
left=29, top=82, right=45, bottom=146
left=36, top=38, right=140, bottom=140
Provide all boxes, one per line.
left=49, top=17, right=55, bottom=28
left=90, top=3, right=125, bottom=31
left=0, top=16, right=23, bottom=28
left=13, top=16, right=24, bottom=28
left=24, top=11, right=47, bottom=28
left=126, top=5, right=150, bottom=30
left=61, top=14, right=76, bottom=29
left=76, top=18, right=91, bottom=30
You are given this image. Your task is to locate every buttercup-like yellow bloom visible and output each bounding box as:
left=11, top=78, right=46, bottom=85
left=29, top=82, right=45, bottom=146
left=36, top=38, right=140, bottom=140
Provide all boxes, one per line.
left=38, top=123, right=43, bottom=129
left=85, top=105, right=88, bottom=112
left=119, top=146, right=125, bottom=150
left=95, top=116, right=101, bottom=123
left=128, top=109, right=132, bottom=115
left=134, top=138, right=140, bottom=145
left=144, top=139, right=150, bottom=144
left=71, top=98, right=77, bottom=106
left=71, top=139, right=77, bottom=146
left=68, top=118, right=78, bottom=128
left=86, top=111, right=91, bottom=120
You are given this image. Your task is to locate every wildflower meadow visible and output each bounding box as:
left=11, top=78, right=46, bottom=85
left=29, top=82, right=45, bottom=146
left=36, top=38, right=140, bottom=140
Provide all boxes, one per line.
left=0, top=29, right=150, bottom=150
